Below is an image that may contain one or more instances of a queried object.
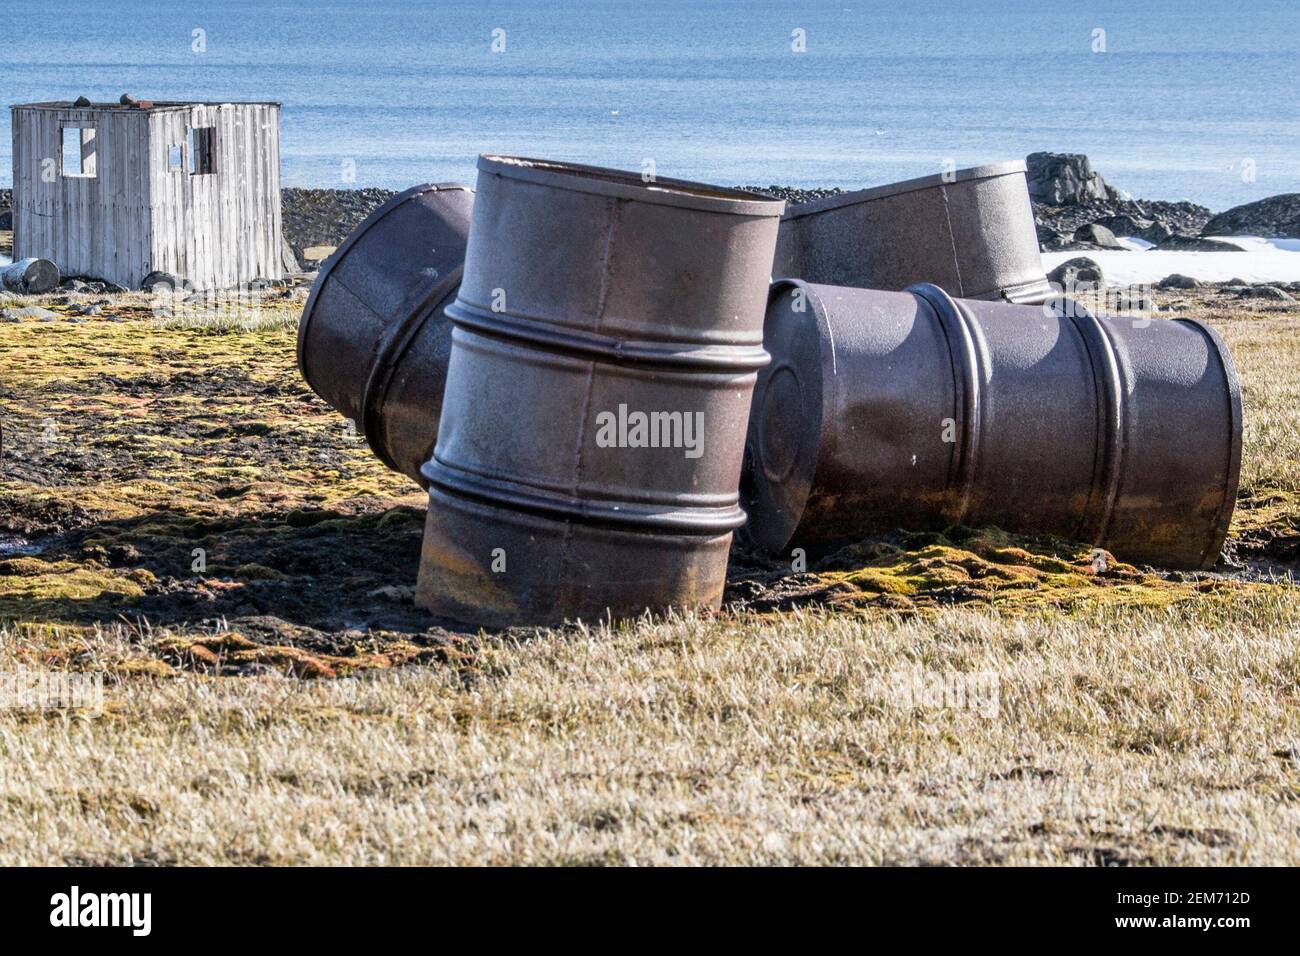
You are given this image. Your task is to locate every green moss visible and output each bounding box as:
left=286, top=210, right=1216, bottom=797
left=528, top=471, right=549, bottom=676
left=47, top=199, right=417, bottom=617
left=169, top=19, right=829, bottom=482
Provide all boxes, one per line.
left=0, top=559, right=145, bottom=622
left=738, top=526, right=1249, bottom=617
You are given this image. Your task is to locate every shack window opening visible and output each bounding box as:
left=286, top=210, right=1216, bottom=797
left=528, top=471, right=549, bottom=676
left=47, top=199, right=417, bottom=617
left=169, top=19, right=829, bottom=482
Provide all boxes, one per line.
left=168, top=144, right=183, bottom=171
left=61, top=126, right=97, bottom=178
left=188, top=127, right=216, bottom=175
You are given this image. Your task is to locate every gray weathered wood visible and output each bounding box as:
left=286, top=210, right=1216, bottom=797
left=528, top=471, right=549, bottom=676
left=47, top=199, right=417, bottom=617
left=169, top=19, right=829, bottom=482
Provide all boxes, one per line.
left=11, top=101, right=283, bottom=290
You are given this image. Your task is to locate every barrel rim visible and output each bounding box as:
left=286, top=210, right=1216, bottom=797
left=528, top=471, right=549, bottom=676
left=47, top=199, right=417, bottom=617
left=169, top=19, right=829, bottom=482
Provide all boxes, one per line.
left=360, top=265, right=464, bottom=478
left=295, top=182, right=474, bottom=379
left=780, top=160, right=1028, bottom=222
left=1176, top=317, right=1245, bottom=570
left=477, top=154, right=786, bottom=217
left=740, top=277, right=833, bottom=553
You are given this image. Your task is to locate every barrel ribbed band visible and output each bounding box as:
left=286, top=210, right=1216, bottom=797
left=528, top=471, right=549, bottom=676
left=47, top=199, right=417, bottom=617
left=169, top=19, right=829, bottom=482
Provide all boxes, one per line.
left=421, top=457, right=749, bottom=535
left=908, top=283, right=987, bottom=528
left=1058, top=299, right=1127, bottom=549
left=445, top=298, right=771, bottom=372
left=1174, top=317, right=1245, bottom=569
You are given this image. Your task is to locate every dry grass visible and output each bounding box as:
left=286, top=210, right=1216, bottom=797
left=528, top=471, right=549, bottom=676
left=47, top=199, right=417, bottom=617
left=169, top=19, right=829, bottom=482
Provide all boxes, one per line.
left=0, top=288, right=1298, bottom=865
left=2, top=596, right=1298, bottom=865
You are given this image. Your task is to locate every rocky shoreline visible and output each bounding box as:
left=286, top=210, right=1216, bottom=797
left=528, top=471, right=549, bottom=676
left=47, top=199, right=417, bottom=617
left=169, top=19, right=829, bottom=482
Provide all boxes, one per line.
left=276, top=155, right=1299, bottom=261
left=5, top=156, right=1298, bottom=277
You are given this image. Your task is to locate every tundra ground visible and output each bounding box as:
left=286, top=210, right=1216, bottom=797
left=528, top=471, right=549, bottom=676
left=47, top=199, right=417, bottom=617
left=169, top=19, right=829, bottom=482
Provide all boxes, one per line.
left=0, top=285, right=1296, bottom=865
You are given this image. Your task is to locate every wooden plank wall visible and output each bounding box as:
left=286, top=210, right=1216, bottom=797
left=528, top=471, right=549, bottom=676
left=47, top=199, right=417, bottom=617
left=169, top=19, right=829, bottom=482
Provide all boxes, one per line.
left=11, top=103, right=282, bottom=291
left=11, top=106, right=152, bottom=287
left=148, top=103, right=283, bottom=290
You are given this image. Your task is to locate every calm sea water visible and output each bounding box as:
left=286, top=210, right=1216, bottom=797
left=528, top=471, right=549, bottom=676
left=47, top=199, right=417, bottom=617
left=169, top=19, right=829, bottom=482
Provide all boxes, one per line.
left=2, top=0, right=1298, bottom=210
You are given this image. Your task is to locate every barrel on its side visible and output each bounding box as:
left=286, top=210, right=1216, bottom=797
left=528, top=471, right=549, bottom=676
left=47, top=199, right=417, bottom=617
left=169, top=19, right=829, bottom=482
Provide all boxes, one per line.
left=743, top=280, right=1242, bottom=570
left=1, top=258, right=60, bottom=295
left=416, top=155, right=784, bottom=627
left=297, top=184, right=474, bottom=484
left=772, top=161, right=1052, bottom=305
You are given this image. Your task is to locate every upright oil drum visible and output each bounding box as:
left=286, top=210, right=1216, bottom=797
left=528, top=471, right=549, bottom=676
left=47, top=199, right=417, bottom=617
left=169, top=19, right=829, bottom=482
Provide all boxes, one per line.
left=743, top=280, right=1242, bottom=570
left=297, top=183, right=474, bottom=484
left=416, top=155, right=784, bottom=627
left=772, top=161, right=1053, bottom=304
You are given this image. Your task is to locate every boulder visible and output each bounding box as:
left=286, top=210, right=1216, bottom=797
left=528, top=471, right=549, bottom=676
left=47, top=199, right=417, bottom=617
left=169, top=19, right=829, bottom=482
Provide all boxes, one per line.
left=1236, top=285, right=1293, bottom=301
left=140, top=271, right=183, bottom=293
left=0, top=208, right=11, bottom=230
left=1047, top=257, right=1104, bottom=290
left=1157, top=274, right=1200, bottom=290
left=1035, top=223, right=1068, bottom=252
left=1033, top=197, right=1210, bottom=240
left=1156, top=235, right=1245, bottom=252
left=280, top=235, right=304, bottom=275
left=1095, top=212, right=1173, bottom=245
left=1073, top=223, right=1126, bottom=250
left=1026, top=153, right=1121, bottom=206
left=1201, top=194, right=1300, bottom=239
left=1, top=306, right=60, bottom=323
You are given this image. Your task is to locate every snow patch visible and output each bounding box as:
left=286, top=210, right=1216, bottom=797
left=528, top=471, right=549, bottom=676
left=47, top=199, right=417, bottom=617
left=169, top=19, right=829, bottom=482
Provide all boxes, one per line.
left=1042, top=236, right=1300, bottom=287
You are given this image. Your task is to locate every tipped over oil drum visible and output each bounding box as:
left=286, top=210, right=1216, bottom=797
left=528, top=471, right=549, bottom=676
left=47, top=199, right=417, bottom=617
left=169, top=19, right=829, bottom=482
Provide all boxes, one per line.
left=416, top=155, right=784, bottom=627
left=772, top=161, right=1053, bottom=305
left=1, top=258, right=60, bottom=295
left=743, top=280, right=1242, bottom=570
left=297, top=183, right=474, bottom=484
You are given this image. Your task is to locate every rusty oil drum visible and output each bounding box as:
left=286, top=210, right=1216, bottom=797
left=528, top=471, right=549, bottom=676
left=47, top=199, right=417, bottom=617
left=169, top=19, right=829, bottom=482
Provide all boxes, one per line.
left=416, top=155, right=784, bottom=627
left=772, top=161, right=1053, bottom=304
left=296, top=183, right=474, bottom=484
left=743, top=280, right=1242, bottom=570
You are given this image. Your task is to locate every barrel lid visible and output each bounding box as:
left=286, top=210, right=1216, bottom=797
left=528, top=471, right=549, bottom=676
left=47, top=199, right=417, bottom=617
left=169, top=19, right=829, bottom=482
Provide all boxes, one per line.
left=477, top=154, right=785, bottom=217
left=781, top=160, right=1028, bottom=222
left=741, top=279, right=827, bottom=553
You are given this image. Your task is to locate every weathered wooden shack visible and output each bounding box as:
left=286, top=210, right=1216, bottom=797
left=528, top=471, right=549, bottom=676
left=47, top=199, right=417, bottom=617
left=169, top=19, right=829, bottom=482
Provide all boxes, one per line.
left=10, top=99, right=283, bottom=290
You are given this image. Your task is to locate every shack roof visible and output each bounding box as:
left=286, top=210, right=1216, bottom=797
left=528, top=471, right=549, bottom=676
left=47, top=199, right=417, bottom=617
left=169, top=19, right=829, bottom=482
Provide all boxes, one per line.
left=12, top=100, right=281, bottom=113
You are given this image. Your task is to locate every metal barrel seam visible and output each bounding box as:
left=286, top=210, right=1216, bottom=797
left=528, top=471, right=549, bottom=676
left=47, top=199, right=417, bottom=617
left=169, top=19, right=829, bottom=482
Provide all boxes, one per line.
left=937, top=185, right=967, bottom=297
